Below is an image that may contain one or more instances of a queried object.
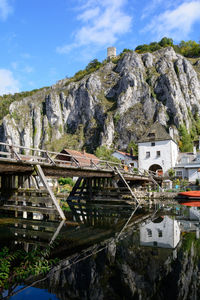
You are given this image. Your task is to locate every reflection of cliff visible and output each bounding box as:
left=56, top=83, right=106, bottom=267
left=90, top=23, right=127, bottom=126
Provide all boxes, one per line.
left=37, top=219, right=200, bottom=300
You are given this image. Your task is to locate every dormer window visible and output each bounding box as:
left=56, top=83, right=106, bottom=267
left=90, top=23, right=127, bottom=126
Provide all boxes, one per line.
left=181, top=157, right=189, bottom=163
left=148, top=132, right=155, bottom=138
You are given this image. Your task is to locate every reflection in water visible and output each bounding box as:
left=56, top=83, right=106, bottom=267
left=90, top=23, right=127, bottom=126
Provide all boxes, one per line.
left=1, top=203, right=200, bottom=299
left=140, top=216, right=181, bottom=248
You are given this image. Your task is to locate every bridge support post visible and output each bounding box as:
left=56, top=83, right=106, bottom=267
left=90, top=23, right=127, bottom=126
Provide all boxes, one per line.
left=35, top=165, right=66, bottom=220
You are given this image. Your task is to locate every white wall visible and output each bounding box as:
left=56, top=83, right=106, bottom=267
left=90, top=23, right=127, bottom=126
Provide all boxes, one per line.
left=140, top=216, right=181, bottom=248
left=175, top=168, right=188, bottom=179
left=138, top=140, right=178, bottom=174
left=112, top=152, right=138, bottom=168
left=188, top=168, right=200, bottom=182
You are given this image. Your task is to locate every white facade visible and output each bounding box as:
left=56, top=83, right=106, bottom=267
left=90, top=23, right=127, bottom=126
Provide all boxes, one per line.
left=140, top=216, right=181, bottom=248
left=175, top=154, right=200, bottom=182
left=138, top=140, right=178, bottom=174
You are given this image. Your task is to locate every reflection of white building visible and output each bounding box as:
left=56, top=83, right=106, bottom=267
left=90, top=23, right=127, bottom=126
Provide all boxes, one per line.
left=189, top=207, right=200, bottom=221
left=140, top=216, right=181, bottom=248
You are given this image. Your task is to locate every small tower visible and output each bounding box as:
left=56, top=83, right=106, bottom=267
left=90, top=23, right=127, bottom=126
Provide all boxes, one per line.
left=107, top=47, right=116, bottom=60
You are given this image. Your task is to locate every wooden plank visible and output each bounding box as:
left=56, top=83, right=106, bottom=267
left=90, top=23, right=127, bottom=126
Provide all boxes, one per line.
left=35, top=165, right=66, bottom=220
left=10, top=227, right=54, bottom=239
left=2, top=196, right=53, bottom=205
left=13, top=238, right=48, bottom=247
left=11, top=218, right=63, bottom=228
left=0, top=205, right=57, bottom=214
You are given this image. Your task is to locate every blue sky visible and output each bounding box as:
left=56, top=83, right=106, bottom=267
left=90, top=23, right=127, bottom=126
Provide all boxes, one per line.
left=0, top=0, right=200, bottom=95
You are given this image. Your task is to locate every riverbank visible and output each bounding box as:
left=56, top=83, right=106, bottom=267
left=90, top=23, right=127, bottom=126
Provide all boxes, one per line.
left=134, top=191, right=178, bottom=201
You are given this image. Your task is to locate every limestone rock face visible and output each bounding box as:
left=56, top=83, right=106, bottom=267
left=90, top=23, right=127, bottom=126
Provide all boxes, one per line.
left=1, top=47, right=200, bottom=151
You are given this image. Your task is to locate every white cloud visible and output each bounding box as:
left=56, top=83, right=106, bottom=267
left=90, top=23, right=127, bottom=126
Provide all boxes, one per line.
left=141, top=0, right=164, bottom=20
left=0, top=0, right=13, bottom=21
left=57, top=0, right=132, bottom=54
left=0, top=69, right=20, bottom=95
left=77, top=7, right=100, bottom=22
left=143, top=1, right=200, bottom=40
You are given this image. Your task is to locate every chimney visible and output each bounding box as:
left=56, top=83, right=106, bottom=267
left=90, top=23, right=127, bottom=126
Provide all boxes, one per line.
left=193, top=146, right=197, bottom=155
left=169, top=127, right=174, bottom=139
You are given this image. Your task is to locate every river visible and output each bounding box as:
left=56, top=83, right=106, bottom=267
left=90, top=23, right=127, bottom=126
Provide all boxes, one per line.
left=0, top=201, right=200, bottom=300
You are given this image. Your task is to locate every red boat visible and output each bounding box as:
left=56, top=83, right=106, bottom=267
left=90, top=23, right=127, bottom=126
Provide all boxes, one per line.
left=176, top=191, right=200, bottom=206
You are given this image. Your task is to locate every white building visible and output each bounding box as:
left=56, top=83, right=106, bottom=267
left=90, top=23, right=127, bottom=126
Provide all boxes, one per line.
left=138, top=122, right=179, bottom=175
left=174, top=151, right=200, bottom=182
left=140, top=216, right=181, bottom=248
left=112, top=150, right=138, bottom=168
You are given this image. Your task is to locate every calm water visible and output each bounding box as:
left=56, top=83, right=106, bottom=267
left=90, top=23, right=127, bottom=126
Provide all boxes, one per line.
left=0, top=201, right=200, bottom=300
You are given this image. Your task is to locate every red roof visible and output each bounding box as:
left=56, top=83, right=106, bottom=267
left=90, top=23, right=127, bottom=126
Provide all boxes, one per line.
left=59, top=149, right=99, bottom=167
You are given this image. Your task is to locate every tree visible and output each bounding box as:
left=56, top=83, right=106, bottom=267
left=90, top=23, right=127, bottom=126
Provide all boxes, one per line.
left=86, top=59, right=101, bottom=72
left=168, top=168, right=175, bottom=179
left=179, top=40, right=200, bottom=57
left=149, top=42, right=161, bottom=52
left=95, top=146, right=120, bottom=163
left=179, top=124, right=193, bottom=152
left=135, top=44, right=150, bottom=53
left=127, top=141, right=138, bottom=155
left=159, top=37, right=173, bottom=47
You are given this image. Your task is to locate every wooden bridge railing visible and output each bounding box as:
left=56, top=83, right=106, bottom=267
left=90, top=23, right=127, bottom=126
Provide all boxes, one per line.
left=0, top=142, right=164, bottom=180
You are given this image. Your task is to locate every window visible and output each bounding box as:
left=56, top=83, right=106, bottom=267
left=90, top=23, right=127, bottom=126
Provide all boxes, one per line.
left=176, top=171, right=182, bottom=177
left=147, top=229, right=152, bottom=237
left=156, top=151, right=161, bottom=157
left=146, top=151, right=150, bottom=158
left=181, top=157, right=189, bottom=163
left=158, top=229, right=162, bottom=237
left=151, top=142, right=155, bottom=146
left=148, top=132, right=155, bottom=138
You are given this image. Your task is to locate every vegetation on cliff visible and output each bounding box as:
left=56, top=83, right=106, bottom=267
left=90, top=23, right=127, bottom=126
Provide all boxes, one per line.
left=135, top=37, right=200, bottom=58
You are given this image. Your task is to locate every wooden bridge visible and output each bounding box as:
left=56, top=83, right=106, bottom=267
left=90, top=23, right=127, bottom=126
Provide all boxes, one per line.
left=0, top=142, right=163, bottom=220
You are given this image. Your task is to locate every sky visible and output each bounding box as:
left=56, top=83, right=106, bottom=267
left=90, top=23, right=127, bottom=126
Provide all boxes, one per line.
left=0, top=0, right=200, bottom=95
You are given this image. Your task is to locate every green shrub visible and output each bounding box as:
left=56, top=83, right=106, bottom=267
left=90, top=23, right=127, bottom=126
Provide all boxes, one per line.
left=95, top=146, right=120, bottom=163
left=58, top=177, right=74, bottom=186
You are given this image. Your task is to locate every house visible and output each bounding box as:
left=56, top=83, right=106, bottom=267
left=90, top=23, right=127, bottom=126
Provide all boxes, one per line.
left=174, top=150, right=200, bottom=182
left=138, top=122, right=179, bottom=175
left=112, top=150, right=138, bottom=168
left=140, top=216, right=181, bottom=248
left=55, top=149, right=99, bottom=167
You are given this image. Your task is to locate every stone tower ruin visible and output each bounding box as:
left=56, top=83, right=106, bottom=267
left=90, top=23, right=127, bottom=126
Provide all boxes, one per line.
left=107, top=47, right=116, bottom=60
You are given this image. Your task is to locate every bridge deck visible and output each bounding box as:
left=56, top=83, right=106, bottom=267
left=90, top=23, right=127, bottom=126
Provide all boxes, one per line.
left=0, top=156, right=156, bottom=182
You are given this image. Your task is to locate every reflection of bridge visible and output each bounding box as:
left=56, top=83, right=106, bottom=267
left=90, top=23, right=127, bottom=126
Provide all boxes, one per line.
left=0, top=142, right=163, bottom=220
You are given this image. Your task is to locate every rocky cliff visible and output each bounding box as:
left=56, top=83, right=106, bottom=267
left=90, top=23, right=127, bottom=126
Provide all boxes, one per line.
left=1, top=47, right=200, bottom=152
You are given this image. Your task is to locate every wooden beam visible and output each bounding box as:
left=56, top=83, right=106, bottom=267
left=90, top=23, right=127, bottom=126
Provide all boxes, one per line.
left=115, top=167, right=140, bottom=205
left=35, top=165, right=66, bottom=220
